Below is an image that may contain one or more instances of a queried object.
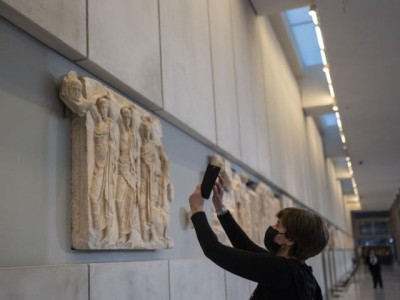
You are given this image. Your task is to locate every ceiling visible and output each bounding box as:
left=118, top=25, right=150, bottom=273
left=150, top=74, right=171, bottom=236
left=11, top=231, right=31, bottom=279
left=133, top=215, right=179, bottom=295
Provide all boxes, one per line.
left=251, top=0, right=400, bottom=211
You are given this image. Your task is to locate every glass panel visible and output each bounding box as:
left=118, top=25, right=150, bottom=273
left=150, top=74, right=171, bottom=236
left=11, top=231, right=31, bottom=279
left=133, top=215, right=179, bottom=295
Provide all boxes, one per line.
left=285, top=6, right=311, bottom=25
left=358, top=221, right=373, bottom=235
left=321, top=113, right=337, bottom=127
left=291, top=23, right=322, bottom=66
left=374, top=221, right=389, bottom=235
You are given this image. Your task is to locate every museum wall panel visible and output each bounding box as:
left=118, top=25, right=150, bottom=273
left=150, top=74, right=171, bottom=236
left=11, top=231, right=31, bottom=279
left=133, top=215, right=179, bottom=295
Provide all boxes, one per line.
left=158, top=0, right=216, bottom=143
left=305, top=116, right=330, bottom=217
left=292, top=106, right=313, bottom=206
left=0, top=259, right=259, bottom=300
left=229, top=0, right=260, bottom=170
left=260, top=17, right=295, bottom=191
left=259, top=16, right=311, bottom=202
left=89, top=261, right=169, bottom=300
left=208, top=0, right=241, bottom=159
left=0, top=265, right=88, bottom=300
left=252, top=18, right=272, bottom=179
left=169, top=258, right=226, bottom=300
left=0, top=0, right=86, bottom=60
left=261, top=35, right=287, bottom=189
left=278, top=62, right=311, bottom=204
left=78, top=0, right=162, bottom=110
left=326, top=157, right=347, bottom=230
left=283, top=92, right=309, bottom=203
left=325, top=158, right=337, bottom=223
left=225, top=271, right=255, bottom=300
left=307, top=254, right=326, bottom=298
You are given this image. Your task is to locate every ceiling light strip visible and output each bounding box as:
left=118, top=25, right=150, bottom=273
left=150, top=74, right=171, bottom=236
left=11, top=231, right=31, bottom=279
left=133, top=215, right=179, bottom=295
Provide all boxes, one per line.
left=309, top=5, right=360, bottom=199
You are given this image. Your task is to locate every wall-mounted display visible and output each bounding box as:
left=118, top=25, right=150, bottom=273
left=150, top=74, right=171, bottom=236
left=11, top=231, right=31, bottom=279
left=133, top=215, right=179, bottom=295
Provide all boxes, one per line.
left=59, top=71, right=173, bottom=250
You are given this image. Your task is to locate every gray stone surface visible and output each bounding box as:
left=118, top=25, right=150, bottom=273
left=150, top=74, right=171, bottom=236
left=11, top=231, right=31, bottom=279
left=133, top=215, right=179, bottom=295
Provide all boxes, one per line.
left=78, top=0, right=162, bottom=110
left=0, top=0, right=86, bottom=60
left=90, top=261, right=169, bottom=300
left=169, top=258, right=226, bottom=300
left=230, top=0, right=259, bottom=170
left=208, top=0, right=241, bottom=159
left=159, top=0, right=216, bottom=143
left=252, top=19, right=272, bottom=179
left=0, top=264, right=88, bottom=300
left=225, top=271, right=254, bottom=300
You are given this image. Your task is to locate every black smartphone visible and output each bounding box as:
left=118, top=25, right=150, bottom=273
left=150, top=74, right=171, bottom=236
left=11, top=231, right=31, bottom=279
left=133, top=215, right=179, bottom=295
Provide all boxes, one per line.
left=201, top=164, right=221, bottom=199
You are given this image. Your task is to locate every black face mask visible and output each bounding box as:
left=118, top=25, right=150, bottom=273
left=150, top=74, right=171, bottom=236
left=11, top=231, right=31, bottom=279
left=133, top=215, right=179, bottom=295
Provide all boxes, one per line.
left=264, top=226, right=285, bottom=254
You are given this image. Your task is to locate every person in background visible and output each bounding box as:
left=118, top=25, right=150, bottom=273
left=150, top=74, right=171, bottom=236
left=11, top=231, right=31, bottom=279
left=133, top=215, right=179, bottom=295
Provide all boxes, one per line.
left=367, top=249, right=383, bottom=289
left=188, top=177, right=329, bottom=299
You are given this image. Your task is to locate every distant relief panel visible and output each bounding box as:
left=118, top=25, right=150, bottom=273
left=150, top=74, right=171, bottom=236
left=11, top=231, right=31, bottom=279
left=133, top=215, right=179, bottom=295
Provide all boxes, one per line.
left=59, top=71, right=173, bottom=250
left=208, top=154, right=281, bottom=246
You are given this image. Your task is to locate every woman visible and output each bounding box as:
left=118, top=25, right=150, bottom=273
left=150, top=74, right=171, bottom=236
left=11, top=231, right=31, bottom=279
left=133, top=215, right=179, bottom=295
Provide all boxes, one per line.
left=189, top=178, right=329, bottom=299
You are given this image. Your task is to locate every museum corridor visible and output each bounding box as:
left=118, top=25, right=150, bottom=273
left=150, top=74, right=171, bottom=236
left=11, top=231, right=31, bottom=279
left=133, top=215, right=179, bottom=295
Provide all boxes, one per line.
left=332, top=263, right=400, bottom=300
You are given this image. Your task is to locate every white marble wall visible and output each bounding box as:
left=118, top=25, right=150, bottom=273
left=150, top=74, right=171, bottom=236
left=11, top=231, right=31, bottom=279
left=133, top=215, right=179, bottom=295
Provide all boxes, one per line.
left=0, top=0, right=86, bottom=60
left=307, top=254, right=326, bottom=298
left=90, top=261, right=169, bottom=300
left=306, top=116, right=329, bottom=216
left=79, top=0, right=162, bottom=109
left=0, top=0, right=336, bottom=220
left=225, top=271, right=254, bottom=300
left=252, top=18, right=271, bottom=179
left=208, top=0, right=241, bottom=159
left=0, top=258, right=257, bottom=300
left=230, top=0, right=259, bottom=170
left=169, top=258, right=226, bottom=300
left=159, top=0, right=216, bottom=143
left=0, top=265, right=88, bottom=300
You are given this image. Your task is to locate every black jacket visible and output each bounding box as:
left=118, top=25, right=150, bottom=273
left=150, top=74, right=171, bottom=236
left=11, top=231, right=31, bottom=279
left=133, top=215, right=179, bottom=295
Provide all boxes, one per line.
left=191, top=211, right=322, bottom=299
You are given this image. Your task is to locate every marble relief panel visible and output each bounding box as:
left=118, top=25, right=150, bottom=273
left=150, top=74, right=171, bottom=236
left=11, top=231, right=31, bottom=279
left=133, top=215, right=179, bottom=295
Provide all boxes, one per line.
left=59, top=71, right=173, bottom=250
left=209, top=155, right=281, bottom=246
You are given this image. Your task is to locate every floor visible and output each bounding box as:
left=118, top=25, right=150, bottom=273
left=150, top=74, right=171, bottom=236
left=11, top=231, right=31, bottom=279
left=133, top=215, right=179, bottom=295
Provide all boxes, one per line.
left=330, top=263, right=400, bottom=300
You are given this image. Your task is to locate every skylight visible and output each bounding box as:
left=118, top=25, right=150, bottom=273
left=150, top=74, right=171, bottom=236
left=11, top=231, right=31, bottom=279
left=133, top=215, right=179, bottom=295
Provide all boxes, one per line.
left=321, top=113, right=338, bottom=127
left=284, top=6, right=322, bottom=67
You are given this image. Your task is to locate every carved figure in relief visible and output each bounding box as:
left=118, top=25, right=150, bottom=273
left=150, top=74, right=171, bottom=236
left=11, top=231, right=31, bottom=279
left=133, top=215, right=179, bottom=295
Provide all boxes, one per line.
left=154, top=144, right=171, bottom=244
left=209, top=154, right=233, bottom=192
left=208, top=156, right=236, bottom=245
left=59, top=70, right=93, bottom=116
left=238, top=173, right=252, bottom=235
left=60, top=71, right=117, bottom=242
left=256, top=183, right=274, bottom=243
left=138, top=117, right=158, bottom=241
left=231, top=172, right=246, bottom=228
left=89, top=95, right=117, bottom=242
left=115, top=106, right=142, bottom=244
left=59, top=71, right=174, bottom=250
left=138, top=116, right=171, bottom=245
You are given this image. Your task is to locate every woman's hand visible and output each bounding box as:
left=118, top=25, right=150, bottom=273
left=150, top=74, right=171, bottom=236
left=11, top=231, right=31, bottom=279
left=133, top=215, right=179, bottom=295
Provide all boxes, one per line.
left=189, top=185, right=205, bottom=214
left=212, top=176, right=224, bottom=210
